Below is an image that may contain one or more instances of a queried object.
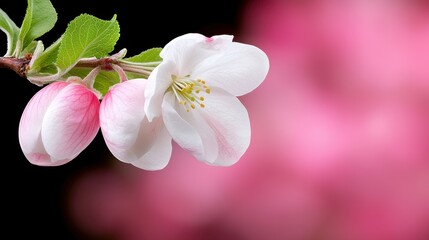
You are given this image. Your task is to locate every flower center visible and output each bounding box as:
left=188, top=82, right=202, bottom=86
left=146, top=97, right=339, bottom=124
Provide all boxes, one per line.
left=170, top=75, right=211, bottom=112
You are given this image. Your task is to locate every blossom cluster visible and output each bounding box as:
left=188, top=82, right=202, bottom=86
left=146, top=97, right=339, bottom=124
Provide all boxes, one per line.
left=66, top=1, right=429, bottom=239
left=18, top=33, right=269, bottom=170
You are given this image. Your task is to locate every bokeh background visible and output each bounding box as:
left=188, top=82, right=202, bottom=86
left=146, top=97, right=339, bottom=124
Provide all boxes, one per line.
left=2, top=0, right=429, bottom=239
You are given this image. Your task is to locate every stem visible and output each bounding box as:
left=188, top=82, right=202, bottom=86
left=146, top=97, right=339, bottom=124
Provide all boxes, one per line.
left=0, top=54, right=158, bottom=82
left=120, top=65, right=152, bottom=77
left=75, top=57, right=117, bottom=71
left=82, top=66, right=101, bottom=89
left=75, top=57, right=155, bottom=78
left=0, top=56, right=30, bottom=78
left=111, top=64, right=128, bottom=83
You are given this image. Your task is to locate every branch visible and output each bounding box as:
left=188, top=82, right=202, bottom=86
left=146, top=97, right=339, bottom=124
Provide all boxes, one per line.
left=75, top=57, right=117, bottom=71
left=0, top=56, right=31, bottom=78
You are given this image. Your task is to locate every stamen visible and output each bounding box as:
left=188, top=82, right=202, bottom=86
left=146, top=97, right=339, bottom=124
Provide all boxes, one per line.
left=170, top=75, right=211, bottom=112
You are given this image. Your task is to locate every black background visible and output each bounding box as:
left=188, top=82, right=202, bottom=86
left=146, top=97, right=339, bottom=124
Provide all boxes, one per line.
left=0, top=0, right=243, bottom=239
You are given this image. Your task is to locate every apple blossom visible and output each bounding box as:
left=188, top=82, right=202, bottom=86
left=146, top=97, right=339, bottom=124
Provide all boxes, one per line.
left=99, top=79, right=172, bottom=170
left=100, top=33, right=269, bottom=169
left=145, top=33, right=269, bottom=166
left=3, top=0, right=271, bottom=170
left=18, top=78, right=100, bottom=166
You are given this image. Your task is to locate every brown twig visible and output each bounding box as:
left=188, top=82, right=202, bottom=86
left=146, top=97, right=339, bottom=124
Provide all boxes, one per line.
left=0, top=56, right=31, bottom=78
left=74, top=57, right=118, bottom=71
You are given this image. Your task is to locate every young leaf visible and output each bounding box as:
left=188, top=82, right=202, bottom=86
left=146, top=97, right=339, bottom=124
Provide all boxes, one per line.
left=125, top=47, right=162, bottom=63
left=20, top=40, right=37, bottom=56
left=28, top=36, right=62, bottom=74
left=17, top=0, right=57, bottom=56
left=0, top=8, right=19, bottom=56
left=56, top=14, right=120, bottom=73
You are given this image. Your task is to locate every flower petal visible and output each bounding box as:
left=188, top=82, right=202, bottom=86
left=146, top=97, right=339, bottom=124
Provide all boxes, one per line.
left=192, top=41, right=270, bottom=96
left=146, top=33, right=231, bottom=119
left=101, top=79, right=172, bottom=170
left=162, top=88, right=251, bottom=166
left=162, top=92, right=207, bottom=161
left=129, top=117, right=172, bottom=171
left=100, top=79, right=146, bottom=158
left=161, top=33, right=233, bottom=76
left=19, top=81, right=69, bottom=166
left=42, top=83, right=100, bottom=161
left=144, top=60, right=175, bottom=121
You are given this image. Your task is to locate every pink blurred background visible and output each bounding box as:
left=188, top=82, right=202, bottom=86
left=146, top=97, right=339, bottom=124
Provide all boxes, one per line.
left=64, top=0, right=429, bottom=239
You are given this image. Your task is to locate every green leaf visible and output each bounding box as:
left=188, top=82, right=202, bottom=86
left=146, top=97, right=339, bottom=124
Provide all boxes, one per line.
left=0, top=8, right=19, bottom=56
left=17, top=0, right=57, bottom=56
left=20, top=40, right=38, bottom=57
left=29, top=36, right=62, bottom=73
left=125, top=72, right=147, bottom=80
left=93, top=71, right=120, bottom=96
left=125, top=47, right=162, bottom=63
left=56, top=14, right=120, bottom=73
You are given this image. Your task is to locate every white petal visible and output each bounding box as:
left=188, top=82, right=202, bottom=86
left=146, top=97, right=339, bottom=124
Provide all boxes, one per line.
left=162, top=89, right=251, bottom=166
left=42, top=83, right=100, bottom=161
left=144, top=60, right=175, bottom=121
left=101, top=79, right=172, bottom=170
left=196, top=88, right=251, bottom=165
left=18, top=82, right=70, bottom=166
left=192, top=41, right=269, bottom=96
left=100, top=79, right=146, bottom=159
left=162, top=92, right=206, bottom=160
left=129, top=117, right=172, bottom=171
left=161, top=33, right=233, bottom=75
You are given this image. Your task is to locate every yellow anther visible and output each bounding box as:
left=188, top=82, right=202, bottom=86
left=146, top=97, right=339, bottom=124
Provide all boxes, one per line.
left=171, top=75, right=210, bottom=112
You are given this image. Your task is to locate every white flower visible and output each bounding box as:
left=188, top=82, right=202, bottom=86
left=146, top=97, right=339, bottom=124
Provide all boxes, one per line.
left=145, top=33, right=269, bottom=166
left=100, top=33, right=269, bottom=170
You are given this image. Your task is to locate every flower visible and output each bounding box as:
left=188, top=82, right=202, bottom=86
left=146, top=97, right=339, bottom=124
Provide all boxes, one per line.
left=99, top=79, right=172, bottom=170
left=18, top=79, right=100, bottom=166
left=100, top=33, right=269, bottom=170
left=146, top=33, right=269, bottom=166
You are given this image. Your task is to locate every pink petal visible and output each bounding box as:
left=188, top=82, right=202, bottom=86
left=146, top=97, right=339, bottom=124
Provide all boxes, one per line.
left=41, top=83, right=100, bottom=162
left=19, top=82, right=69, bottom=166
